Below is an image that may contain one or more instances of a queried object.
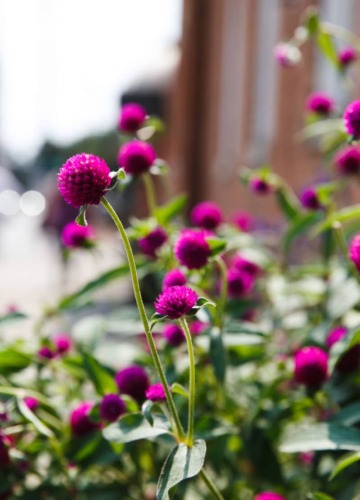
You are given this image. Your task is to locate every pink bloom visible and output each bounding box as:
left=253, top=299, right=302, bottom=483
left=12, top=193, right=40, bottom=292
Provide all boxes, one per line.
left=61, top=222, right=96, bottom=249
left=117, top=140, right=157, bottom=176
left=300, top=187, right=322, bottom=210
left=343, top=100, right=360, bottom=139
left=254, top=492, right=286, bottom=500
left=250, top=177, right=271, bottom=194
left=145, top=383, right=167, bottom=402
left=69, top=402, right=99, bottom=436
left=100, top=394, right=126, bottom=422
left=305, top=92, right=334, bottom=115
left=163, top=323, right=185, bottom=346
left=191, top=201, right=223, bottom=230
left=162, top=269, right=187, bottom=290
left=118, top=102, right=147, bottom=133
left=274, top=43, right=301, bottom=68
left=227, top=268, right=254, bottom=298
left=58, top=153, right=111, bottom=208
left=349, top=234, right=360, bottom=272
left=231, top=255, right=261, bottom=277
left=189, top=320, right=208, bottom=336
left=138, top=227, right=167, bottom=258
left=24, top=397, right=39, bottom=412
left=294, top=346, right=328, bottom=388
left=334, top=145, right=360, bottom=176
left=231, top=211, right=253, bottom=232
left=38, top=346, right=56, bottom=360
left=154, top=286, right=198, bottom=319
left=339, top=47, right=357, bottom=67
left=174, top=230, right=211, bottom=270
left=326, top=327, right=360, bottom=373
left=115, top=365, right=150, bottom=403
left=299, top=451, right=315, bottom=466
left=52, top=334, right=72, bottom=355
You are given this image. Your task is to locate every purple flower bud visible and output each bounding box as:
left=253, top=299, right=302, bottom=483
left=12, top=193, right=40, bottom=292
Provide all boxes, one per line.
left=254, top=493, right=286, bottom=500
left=227, top=268, right=254, bottom=298
left=174, top=230, right=211, bottom=270
left=305, top=92, right=334, bottom=115
left=339, top=47, right=357, bottom=67
left=300, top=187, right=322, bottom=210
left=274, top=43, right=301, bottom=68
left=231, top=211, right=253, bottom=232
left=52, top=334, right=72, bottom=355
left=334, top=145, right=360, bottom=176
left=294, top=346, right=328, bottom=388
left=117, top=140, right=157, bottom=176
left=349, top=234, right=360, bottom=272
left=154, top=286, right=198, bottom=319
left=118, top=103, right=147, bottom=134
left=138, top=227, right=167, bottom=258
left=38, top=346, right=56, bottom=360
left=69, top=402, right=99, bottom=436
left=162, top=269, right=187, bottom=290
left=61, top=222, right=96, bottom=249
left=100, top=394, right=126, bottom=422
left=250, top=177, right=271, bottom=195
left=24, top=397, right=39, bottom=412
left=191, top=201, right=223, bottom=230
left=343, top=100, right=360, bottom=139
left=58, top=153, right=111, bottom=208
left=231, top=255, right=261, bottom=277
left=115, top=365, right=150, bottom=403
left=145, top=383, right=167, bottom=402
left=326, top=327, right=360, bottom=373
left=163, top=323, right=185, bottom=346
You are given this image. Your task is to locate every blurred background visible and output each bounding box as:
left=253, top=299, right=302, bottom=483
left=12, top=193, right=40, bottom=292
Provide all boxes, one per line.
left=0, top=0, right=359, bottom=313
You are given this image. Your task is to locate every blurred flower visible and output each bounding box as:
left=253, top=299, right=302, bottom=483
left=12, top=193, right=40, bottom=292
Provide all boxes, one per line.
left=299, top=451, right=315, bottom=466
left=52, top=334, right=72, bottom=355
left=117, top=140, right=157, bottom=176
left=138, top=227, right=167, bottom=258
left=189, top=320, right=208, bottom=336
left=349, top=234, right=360, bottom=272
left=115, top=365, right=150, bottom=403
left=155, top=286, right=198, bottom=319
left=100, top=394, right=126, bottom=422
left=227, top=268, right=254, bottom=298
left=38, top=346, right=56, bottom=360
left=69, top=402, right=99, bottom=436
left=231, top=211, right=253, bottom=232
left=0, top=434, right=11, bottom=468
left=191, top=201, right=223, bottom=230
left=249, top=177, right=271, bottom=195
left=294, top=346, right=328, bottom=388
left=61, top=222, right=96, bottom=249
left=326, top=326, right=360, bottom=373
left=343, top=100, right=360, bottom=139
left=163, top=323, right=185, bottom=346
left=334, top=145, right=360, bottom=176
left=118, top=102, right=147, bottom=134
left=305, top=92, right=334, bottom=115
left=162, top=269, right=187, bottom=290
left=231, top=255, right=261, bottom=277
left=145, top=383, right=167, bottom=402
left=338, top=47, right=357, bottom=67
left=24, top=397, right=39, bottom=412
left=174, top=230, right=211, bottom=269
left=300, top=187, right=322, bottom=210
left=58, top=153, right=111, bottom=208
left=254, top=492, right=285, bottom=500
left=274, top=43, right=301, bottom=67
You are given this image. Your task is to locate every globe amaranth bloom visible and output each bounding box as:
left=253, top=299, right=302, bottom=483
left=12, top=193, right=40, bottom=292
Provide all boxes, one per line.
left=100, top=394, right=126, bottom=422
left=38, top=346, right=56, bottom=360
left=305, top=92, right=334, bottom=115
left=162, top=269, right=187, bottom=290
left=70, top=401, right=99, bottom=436
left=231, top=255, right=261, bottom=277
left=326, top=326, right=360, bottom=373
left=343, top=100, right=360, bottom=139
left=349, top=234, right=360, bottom=272
left=155, top=286, right=198, bottom=319
left=163, top=323, right=185, bottom=346
left=61, top=222, right=96, bottom=249
left=115, top=365, right=150, bottom=403
left=339, top=47, right=357, bottom=67
left=145, top=383, right=168, bottom=402
left=334, top=145, right=360, bottom=176
left=300, top=187, right=322, bottom=210
left=117, top=140, right=157, bottom=176
left=231, top=211, right=253, bottom=232
left=58, top=153, right=111, bottom=208
left=294, top=346, right=328, bottom=388
left=174, top=230, right=211, bottom=270
left=191, top=201, right=223, bottom=230
left=24, top=397, right=39, bottom=412
left=189, top=320, right=208, bottom=336
left=118, top=102, right=147, bottom=134
left=138, top=227, right=167, bottom=258
left=274, top=43, right=301, bottom=68
left=52, top=334, right=72, bottom=355
left=254, top=493, right=286, bottom=500
left=227, top=268, right=254, bottom=299
left=249, top=177, right=271, bottom=195
left=0, top=434, right=10, bottom=468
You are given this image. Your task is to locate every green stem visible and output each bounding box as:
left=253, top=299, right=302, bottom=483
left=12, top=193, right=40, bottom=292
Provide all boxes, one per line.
left=215, top=257, right=227, bottom=329
left=101, top=197, right=185, bottom=441
left=179, top=316, right=195, bottom=446
left=199, top=469, right=225, bottom=500
left=142, top=172, right=157, bottom=218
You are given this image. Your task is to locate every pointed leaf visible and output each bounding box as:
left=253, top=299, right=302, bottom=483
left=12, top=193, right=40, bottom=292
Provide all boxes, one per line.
left=330, top=451, right=360, bottom=479
left=82, top=352, right=117, bottom=396
left=17, top=398, right=54, bottom=437
left=103, top=413, right=169, bottom=444
left=171, top=383, right=189, bottom=399
left=207, top=238, right=227, bottom=257
left=76, top=205, right=88, bottom=226
left=154, top=193, right=187, bottom=225
left=275, top=186, right=302, bottom=221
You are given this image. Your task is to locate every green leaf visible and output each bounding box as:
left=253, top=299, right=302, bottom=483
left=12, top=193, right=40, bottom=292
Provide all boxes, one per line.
left=76, top=205, right=88, bottom=226
left=0, top=386, right=52, bottom=406
left=223, top=333, right=265, bottom=346
left=275, top=186, right=302, bottom=221
left=0, top=348, right=32, bottom=375
left=305, top=6, right=319, bottom=35
left=210, top=327, right=226, bottom=383
left=156, top=439, right=206, bottom=500
left=283, top=212, right=322, bottom=253
left=280, top=423, right=360, bottom=452
left=330, top=451, right=360, bottom=479
left=103, top=413, right=169, bottom=444
left=82, top=352, right=117, bottom=396
left=207, top=238, right=227, bottom=257
left=0, top=311, right=27, bottom=327
left=154, top=193, right=187, bottom=225
left=329, top=401, right=360, bottom=427
left=317, top=31, right=339, bottom=68
left=17, top=398, right=54, bottom=437
left=150, top=312, right=168, bottom=331
left=171, top=383, right=189, bottom=399
left=310, top=493, right=334, bottom=500
left=298, top=119, right=344, bottom=142
left=312, top=204, right=360, bottom=236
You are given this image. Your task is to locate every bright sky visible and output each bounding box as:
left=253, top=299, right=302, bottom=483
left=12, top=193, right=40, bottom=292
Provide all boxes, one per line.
left=0, top=0, right=183, bottom=162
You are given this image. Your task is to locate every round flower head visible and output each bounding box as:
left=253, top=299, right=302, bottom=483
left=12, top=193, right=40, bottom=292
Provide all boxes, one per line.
left=231, top=255, right=261, bottom=277
left=38, top=346, right=56, bottom=360
left=343, top=100, right=360, bottom=139
left=254, top=493, right=286, bottom=500
left=100, top=394, right=126, bottom=422
left=231, top=211, right=253, bottom=232
left=300, top=187, right=322, bottom=210
left=190, top=320, right=208, bottom=336
left=274, top=43, right=301, bottom=68
left=163, top=323, right=185, bottom=346
left=117, top=140, right=157, bottom=176
left=326, top=326, right=360, bottom=373
left=349, top=234, right=360, bottom=272
left=191, top=201, right=223, bottom=230
left=24, top=397, right=39, bottom=412
left=174, top=230, right=211, bottom=270
left=52, top=334, right=72, bottom=355
left=146, top=383, right=167, bottom=402
left=305, top=92, right=334, bottom=115
left=294, top=346, right=328, bottom=388
left=70, top=401, right=99, bottom=436
left=250, top=177, right=271, bottom=195
left=162, top=269, right=187, bottom=290
left=61, top=222, right=96, bottom=249
left=339, top=47, right=357, bottom=67
left=115, top=365, right=150, bottom=403
left=58, top=153, right=111, bottom=208
left=138, top=227, right=167, bottom=258
left=118, top=102, right=147, bottom=134
left=227, top=268, right=254, bottom=298
left=155, top=286, right=198, bottom=319
left=334, top=145, right=360, bottom=176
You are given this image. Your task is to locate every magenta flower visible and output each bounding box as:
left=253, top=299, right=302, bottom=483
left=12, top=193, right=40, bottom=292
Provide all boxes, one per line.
left=191, top=201, right=223, bottom=230
left=300, top=187, right=322, bottom=210
left=274, top=43, right=301, bottom=68
left=100, top=394, right=126, bottom=422
left=294, top=346, right=328, bottom=388
left=305, top=92, right=334, bottom=115
left=250, top=177, right=271, bottom=195
left=254, top=493, right=286, bottom=500
left=58, top=153, right=111, bottom=208
left=38, top=346, right=56, bottom=360
left=69, top=402, right=99, bottom=436
left=0, top=435, right=10, bottom=468
left=52, top=334, right=72, bottom=355
left=163, top=323, right=185, bottom=346
left=326, top=326, right=360, bottom=373
left=344, top=100, right=360, bottom=139
left=24, top=397, right=39, bottom=412
left=326, top=326, right=349, bottom=348
left=231, top=255, right=261, bottom=277
left=145, top=383, right=167, bottom=402
left=61, top=222, right=96, bottom=249
left=155, top=286, right=198, bottom=319
left=227, top=268, right=254, bottom=298
left=189, top=320, right=208, bottom=336
left=138, top=227, right=167, bottom=258
left=174, top=230, right=211, bottom=269
left=339, top=47, right=357, bottom=67
left=349, top=234, right=360, bottom=272
left=115, top=365, right=150, bottom=403
left=117, top=140, right=157, bottom=176
left=334, top=145, right=360, bottom=176
left=118, top=102, right=147, bottom=134
left=162, top=269, right=187, bottom=290
left=231, top=211, right=253, bottom=232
